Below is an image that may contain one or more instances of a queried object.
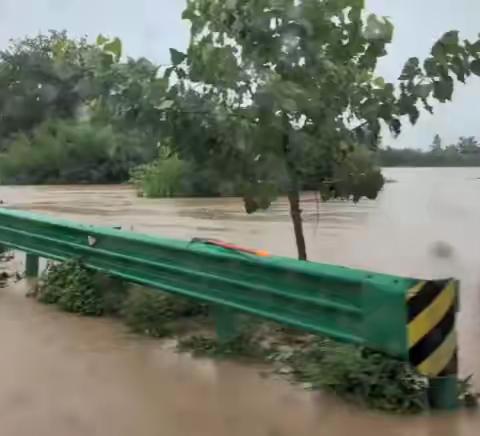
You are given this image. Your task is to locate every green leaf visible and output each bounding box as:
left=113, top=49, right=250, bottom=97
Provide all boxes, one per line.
left=389, top=118, right=401, bottom=136
left=421, top=98, right=434, bottom=114
left=408, top=105, right=420, bottom=124
left=399, top=57, right=419, bottom=80
left=440, top=31, right=459, bottom=47
left=466, top=39, right=480, bottom=57
left=103, top=37, right=122, bottom=62
left=470, top=59, right=480, bottom=76
left=398, top=93, right=415, bottom=115
left=96, top=34, right=109, bottom=46
left=451, top=57, right=467, bottom=83
left=424, top=57, right=438, bottom=77
left=413, top=83, right=433, bottom=99
left=170, top=49, right=187, bottom=66
left=373, top=77, right=385, bottom=88
left=364, top=15, right=394, bottom=43
left=433, top=77, right=454, bottom=102
left=431, top=41, right=448, bottom=65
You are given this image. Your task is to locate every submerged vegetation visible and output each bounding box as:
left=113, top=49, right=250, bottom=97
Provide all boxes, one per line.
left=1, top=2, right=479, bottom=413
left=31, top=259, right=478, bottom=414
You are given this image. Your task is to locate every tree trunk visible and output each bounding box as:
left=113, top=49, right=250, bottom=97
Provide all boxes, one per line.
left=287, top=188, right=307, bottom=261
left=282, top=114, right=308, bottom=261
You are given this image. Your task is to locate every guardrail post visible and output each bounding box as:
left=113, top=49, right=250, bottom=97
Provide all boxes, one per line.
left=25, top=253, right=39, bottom=278
left=428, top=374, right=458, bottom=410
left=213, top=305, right=238, bottom=343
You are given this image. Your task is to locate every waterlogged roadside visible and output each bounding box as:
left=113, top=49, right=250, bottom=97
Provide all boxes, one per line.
left=2, top=171, right=480, bottom=435
left=27, top=259, right=478, bottom=414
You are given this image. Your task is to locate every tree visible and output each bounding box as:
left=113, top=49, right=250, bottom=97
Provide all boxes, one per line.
left=457, top=136, right=479, bottom=154
left=168, top=0, right=480, bottom=260
left=431, top=134, right=443, bottom=152
left=0, top=31, right=104, bottom=147
left=0, top=119, right=148, bottom=184
left=0, top=32, right=172, bottom=183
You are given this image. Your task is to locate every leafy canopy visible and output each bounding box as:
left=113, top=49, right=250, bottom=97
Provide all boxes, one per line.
left=169, top=0, right=480, bottom=211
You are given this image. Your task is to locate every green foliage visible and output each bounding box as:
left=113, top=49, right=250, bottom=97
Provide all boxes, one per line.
left=129, top=153, right=190, bottom=198
left=0, top=31, right=94, bottom=145
left=177, top=328, right=475, bottom=414
left=33, top=259, right=477, bottom=413
left=121, top=288, right=207, bottom=337
left=36, top=260, right=127, bottom=316
left=0, top=119, right=151, bottom=184
left=129, top=143, right=244, bottom=198
left=36, top=262, right=68, bottom=305
left=288, top=340, right=428, bottom=413
left=178, top=0, right=480, bottom=153
left=0, top=31, right=166, bottom=184
left=305, top=146, right=385, bottom=201
left=93, top=273, right=129, bottom=315
left=169, top=0, right=480, bottom=258
left=37, top=260, right=104, bottom=315
left=170, top=49, right=187, bottom=66
left=178, top=333, right=263, bottom=358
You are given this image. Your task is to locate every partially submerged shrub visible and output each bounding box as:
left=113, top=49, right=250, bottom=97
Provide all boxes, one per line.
left=178, top=332, right=263, bottom=358
left=36, top=260, right=75, bottom=305
left=129, top=154, right=189, bottom=198
left=36, top=260, right=127, bottom=316
left=33, top=261, right=477, bottom=414
left=288, top=339, right=428, bottom=413
left=121, top=287, right=207, bottom=337
left=92, top=274, right=129, bottom=315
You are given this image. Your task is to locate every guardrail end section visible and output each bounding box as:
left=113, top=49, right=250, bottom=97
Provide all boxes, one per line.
left=362, top=275, right=411, bottom=359
left=406, top=279, right=459, bottom=410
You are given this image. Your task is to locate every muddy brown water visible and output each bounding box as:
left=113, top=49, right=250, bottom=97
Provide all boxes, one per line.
left=1, top=167, right=480, bottom=435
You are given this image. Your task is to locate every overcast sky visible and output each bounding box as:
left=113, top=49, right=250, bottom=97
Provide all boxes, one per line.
left=0, top=0, right=478, bottom=149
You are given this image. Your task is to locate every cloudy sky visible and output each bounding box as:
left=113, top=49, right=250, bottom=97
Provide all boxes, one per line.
left=0, top=0, right=478, bottom=149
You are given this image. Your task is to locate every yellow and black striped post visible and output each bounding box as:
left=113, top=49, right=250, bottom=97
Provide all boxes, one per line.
left=407, top=279, right=459, bottom=409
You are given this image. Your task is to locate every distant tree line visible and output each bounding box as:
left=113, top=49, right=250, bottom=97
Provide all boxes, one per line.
left=378, top=135, right=480, bottom=167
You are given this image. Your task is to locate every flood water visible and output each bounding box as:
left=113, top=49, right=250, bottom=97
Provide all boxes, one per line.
left=1, top=167, right=480, bottom=435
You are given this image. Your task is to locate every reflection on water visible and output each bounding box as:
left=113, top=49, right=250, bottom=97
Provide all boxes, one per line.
left=1, top=167, right=480, bottom=435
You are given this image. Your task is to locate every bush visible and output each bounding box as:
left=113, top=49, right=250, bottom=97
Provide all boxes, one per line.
left=130, top=154, right=189, bottom=198
left=288, top=340, right=428, bottom=413
left=129, top=149, right=233, bottom=198
left=91, top=273, right=129, bottom=316
left=36, top=260, right=127, bottom=316
left=180, top=329, right=434, bottom=414
left=121, top=287, right=207, bottom=337
left=0, top=119, right=154, bottom=184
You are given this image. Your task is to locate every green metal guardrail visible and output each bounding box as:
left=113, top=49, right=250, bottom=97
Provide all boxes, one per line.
left=0, top=208, right=459, bottom=409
